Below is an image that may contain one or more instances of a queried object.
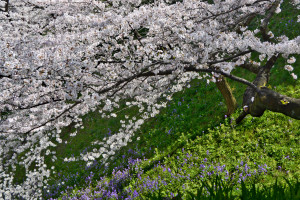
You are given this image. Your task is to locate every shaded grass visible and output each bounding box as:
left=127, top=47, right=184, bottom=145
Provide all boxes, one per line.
left=41, top=77, right=227, bottom=199
left=47, top=77, right=300, bottom=199
left=57, top=94, right=300, bottom=199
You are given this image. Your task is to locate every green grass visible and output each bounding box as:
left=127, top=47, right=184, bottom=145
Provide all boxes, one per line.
left=52, top=77, right=300, bottom=199
left=39, top=76, right=227, bottom=198
left=43, top=75, right=299, bottom=199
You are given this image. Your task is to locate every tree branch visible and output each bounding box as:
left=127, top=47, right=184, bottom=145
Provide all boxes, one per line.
left=0, top=73, right=12, bottom=79
left=18, top=101, right=82, bottom=145
left=5, top=0, right=9, bottom=12
left=237, top=53, right=280, bottom=122
left=260, top=0, right=281, bottom=42
left=257, top=87, right=300, bottom=120
left=136, top=64, right=259, bottom=92
left=207, top=50, right=253, bottom=65
left=238, top=62, right=260, bottom=74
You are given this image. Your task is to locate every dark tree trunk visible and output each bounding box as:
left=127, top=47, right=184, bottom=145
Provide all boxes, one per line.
left=236, top=55, right=277, bottom=123
left=256, top=87, right=300, bottom=119
left=235, top=51, right=300, bottom=123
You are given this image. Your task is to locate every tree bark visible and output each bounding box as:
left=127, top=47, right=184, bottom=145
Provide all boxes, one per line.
left=256, top=87, right=300, bottom=120
left=5, top=0, right=9, bottom=12
left=235, top=53, right=299, bottom=123
left=216, top=75, right=237, bottom=116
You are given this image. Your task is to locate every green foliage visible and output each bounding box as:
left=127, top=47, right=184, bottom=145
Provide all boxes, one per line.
left=52, top=74, right=300, bottom=199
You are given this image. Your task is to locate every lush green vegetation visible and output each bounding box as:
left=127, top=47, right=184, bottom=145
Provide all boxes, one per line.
left=49, top=75, right=299, bottom=199
left=9, top=1, right=300, bottom=199
left=44, top=70, right=299, bottom=199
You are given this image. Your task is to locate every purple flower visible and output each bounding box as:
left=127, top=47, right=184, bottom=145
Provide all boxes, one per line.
left=133, top=190, right=139, bottom=198
left=170, top=192, right=174, bottom=198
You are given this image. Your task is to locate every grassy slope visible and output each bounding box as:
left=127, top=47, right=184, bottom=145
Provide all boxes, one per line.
left=55, top=79, right=300, bottom=199
left=8, top=1, right=299, bottom=199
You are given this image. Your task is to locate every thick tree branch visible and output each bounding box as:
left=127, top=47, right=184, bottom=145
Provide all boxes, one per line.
left=0, top=73, right=12, bottom=79
left=257, top=87, right=300, bottom=120
left=260, top=0, right=281, bottom=42
left=237, top=54, right=281, bottom=122
left=136, top=64, right=259, bottom=92
left=5, top=0, right=9, bottom=12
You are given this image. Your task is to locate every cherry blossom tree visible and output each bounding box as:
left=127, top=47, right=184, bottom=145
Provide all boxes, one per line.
left=0, top=0, right=299, bottom=198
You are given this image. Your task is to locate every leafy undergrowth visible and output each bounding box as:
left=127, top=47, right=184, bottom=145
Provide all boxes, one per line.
left=56, top=106, right=300, bottom=199
left=41, top=76, right=227, bottom=199
left=43, top=76, right=300, bottom=200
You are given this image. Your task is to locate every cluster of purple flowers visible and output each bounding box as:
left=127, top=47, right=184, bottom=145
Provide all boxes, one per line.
left=51, top=151, right=271, bottom=200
